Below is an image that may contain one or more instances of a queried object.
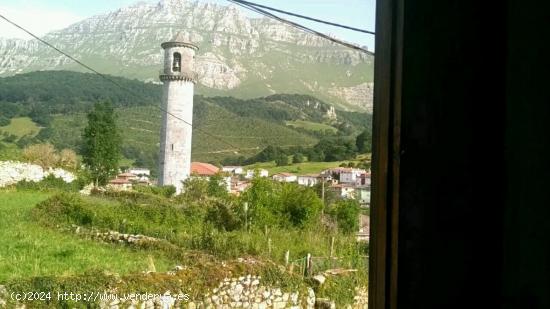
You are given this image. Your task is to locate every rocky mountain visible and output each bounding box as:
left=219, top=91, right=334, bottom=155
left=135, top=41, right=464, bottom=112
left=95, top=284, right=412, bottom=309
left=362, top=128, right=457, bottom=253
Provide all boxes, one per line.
left=0, top=0, right=373, bottom=111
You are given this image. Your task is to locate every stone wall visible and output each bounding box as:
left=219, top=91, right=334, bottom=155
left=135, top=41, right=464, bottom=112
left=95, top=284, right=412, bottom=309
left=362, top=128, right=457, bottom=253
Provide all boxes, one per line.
left=94, top=273, right=315, bottom=309
left=0, top=161, right=76, bottom=187
left=0, top=271, right=369, bottom=309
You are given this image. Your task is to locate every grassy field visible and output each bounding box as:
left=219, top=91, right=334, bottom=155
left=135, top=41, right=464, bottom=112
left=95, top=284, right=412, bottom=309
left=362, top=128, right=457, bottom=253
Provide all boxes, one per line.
left=285, top=120, right=338, bottom=133
left=0, top=191, right=175, bottom=282
left=0, top=117, right=41, bottom=138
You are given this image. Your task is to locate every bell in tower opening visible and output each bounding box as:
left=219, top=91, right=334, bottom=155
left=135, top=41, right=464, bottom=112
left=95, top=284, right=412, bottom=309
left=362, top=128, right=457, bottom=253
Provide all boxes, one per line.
left=173, top=52, right=181, bottom=72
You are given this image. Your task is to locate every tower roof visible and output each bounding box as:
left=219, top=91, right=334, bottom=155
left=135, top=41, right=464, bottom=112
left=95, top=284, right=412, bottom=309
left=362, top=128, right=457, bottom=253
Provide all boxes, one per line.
left=161, top=31, right=199, bottom=50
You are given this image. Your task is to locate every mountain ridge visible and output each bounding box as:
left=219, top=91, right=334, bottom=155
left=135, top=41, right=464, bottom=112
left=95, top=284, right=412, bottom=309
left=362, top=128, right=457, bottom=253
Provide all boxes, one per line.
left=0, top=0, right=373, bottom=112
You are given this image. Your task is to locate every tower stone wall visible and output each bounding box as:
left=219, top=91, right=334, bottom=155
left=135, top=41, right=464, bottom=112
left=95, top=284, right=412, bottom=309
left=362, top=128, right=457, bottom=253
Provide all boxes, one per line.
left=159, top=32, right=198, bottom=193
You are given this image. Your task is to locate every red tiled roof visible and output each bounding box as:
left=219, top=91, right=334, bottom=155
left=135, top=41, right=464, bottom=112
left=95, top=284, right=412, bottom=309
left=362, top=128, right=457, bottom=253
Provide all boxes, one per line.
left=191, top=162, right=220, bottom=176
left=118, top=172, right=137, bottom=177
left=109, top=178, right=131, bottom=184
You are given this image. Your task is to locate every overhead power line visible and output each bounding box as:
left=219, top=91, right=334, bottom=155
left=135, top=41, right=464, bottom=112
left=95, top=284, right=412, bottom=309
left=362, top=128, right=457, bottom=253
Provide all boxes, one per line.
left=0, top=13, right=245, bottom=154
left=229, top=0, right=375, bottom=35
left=227, top=0, right=373, bottom=55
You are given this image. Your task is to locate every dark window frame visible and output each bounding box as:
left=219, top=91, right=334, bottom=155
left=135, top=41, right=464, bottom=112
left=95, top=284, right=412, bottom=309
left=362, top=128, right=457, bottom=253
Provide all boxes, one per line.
left=368, top=0, right=403, bottom=308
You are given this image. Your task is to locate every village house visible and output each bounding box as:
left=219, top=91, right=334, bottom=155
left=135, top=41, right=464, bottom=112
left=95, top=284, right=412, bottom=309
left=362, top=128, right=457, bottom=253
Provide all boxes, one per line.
left=191, top=162, right=231, bottom=192
left=127, top=167, right=150, bottom=177
left=126, top=167, right=151, bottom=184
left=221, top=166, right=244, bottom=175
left=107, top=178, right=133, bottom=191
left=297, top=174, right=322, bottom=187
left=108, top=172, right=138, bottom=191
left=230, top=178, right=252, bottom=195
left=330, top=183, right=356, bottom=199
left=117, top=172, right=138, bottom=181
left=355, top=186, right=371, bottom=206
left=338, top=168, right=368, bottom=185
left=272, top=172, right=297, bottom=183
left=244, top=169, right=269, bottom=179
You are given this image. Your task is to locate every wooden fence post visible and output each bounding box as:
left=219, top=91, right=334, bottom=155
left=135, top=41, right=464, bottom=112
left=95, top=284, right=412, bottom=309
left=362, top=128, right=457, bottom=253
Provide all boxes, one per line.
left=305, top=253, right=312, bottom=277
left=285, top=250, right=290, bottom=267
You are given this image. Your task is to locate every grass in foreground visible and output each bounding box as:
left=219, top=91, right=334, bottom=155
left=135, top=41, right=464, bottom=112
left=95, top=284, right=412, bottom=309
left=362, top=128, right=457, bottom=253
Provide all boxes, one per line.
left=0, top=190, right=174, bottom=282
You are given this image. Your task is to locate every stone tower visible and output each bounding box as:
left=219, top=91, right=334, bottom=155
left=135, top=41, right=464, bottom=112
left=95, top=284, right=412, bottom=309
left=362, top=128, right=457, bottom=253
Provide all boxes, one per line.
left=159, top=32, right=198, bottom=193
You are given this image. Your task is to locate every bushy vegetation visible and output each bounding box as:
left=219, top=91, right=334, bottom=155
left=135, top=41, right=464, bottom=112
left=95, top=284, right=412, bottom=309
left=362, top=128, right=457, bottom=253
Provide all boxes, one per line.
left=327, top=200, right=362, bottom=235
left=14, top=174, right=82, bottom=192
left=31, top=177, right=364, bottom=265
left=2, top=175, right=368, bottom=307
left=21, top=143, right=78, bottom=170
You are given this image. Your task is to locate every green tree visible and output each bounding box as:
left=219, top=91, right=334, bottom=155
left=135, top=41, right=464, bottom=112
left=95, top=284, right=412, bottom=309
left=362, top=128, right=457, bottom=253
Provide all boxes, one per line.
left=275, top=153, right=289, bottom=166
left=82, top=102, right=121, bottom=186
left=292, top=152, right=304, bottom=164
left=356, top=128, right=372, bottom=153
left=313, top=138, right=357, bottom=162
left=240, top=177, right=282, bottom=229
left=179, top=177, right=209, bottom=202
left=329, top=199, right=361, bottom=234
left=280, top=183, right=323, bottom=228
left=207, top=173, right=229, bottom=198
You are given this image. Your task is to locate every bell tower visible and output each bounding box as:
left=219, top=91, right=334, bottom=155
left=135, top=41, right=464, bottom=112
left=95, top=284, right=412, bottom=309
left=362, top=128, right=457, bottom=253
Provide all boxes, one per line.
left=159, top=32, right=198, bottom=194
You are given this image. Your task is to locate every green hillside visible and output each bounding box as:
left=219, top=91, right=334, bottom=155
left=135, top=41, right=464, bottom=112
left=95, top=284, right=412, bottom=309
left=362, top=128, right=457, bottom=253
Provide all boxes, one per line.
left=0, top=71, right=372, bottom=173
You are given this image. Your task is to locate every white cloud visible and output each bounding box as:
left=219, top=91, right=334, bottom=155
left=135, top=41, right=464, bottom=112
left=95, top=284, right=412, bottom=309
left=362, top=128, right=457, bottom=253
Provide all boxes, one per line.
left=0, top=5, right=82, bottom=40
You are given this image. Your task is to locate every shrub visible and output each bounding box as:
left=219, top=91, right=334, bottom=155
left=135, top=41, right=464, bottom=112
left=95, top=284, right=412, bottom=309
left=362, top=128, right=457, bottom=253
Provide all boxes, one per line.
left=58, top=148, right=79, bottom=170
left=134, top=184, right=176, bottom=198
left=22, top=143, right=59, bottom=168
left=280, top=183, right=323, bottom=228
left=15, top=174, right=80, bottom=192
left=328, top=199, right=361, bottom=234
left=292, top=153, right=304, bottom=164
left=205, top=199, right=242, bottom=232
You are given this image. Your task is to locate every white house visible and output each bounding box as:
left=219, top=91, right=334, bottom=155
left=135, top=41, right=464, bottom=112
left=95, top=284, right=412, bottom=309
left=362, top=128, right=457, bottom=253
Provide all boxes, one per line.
left=297, top=174, right=322, bottom=187
left=127, top=167, right=151, bottom=177
left=339, top=168, right=368, bottom=184
left=356, top=186, right=371, bottom=205
left=330, top=184, right=356, bottom=199
left=222, top=166, right=244, bottom=175
left=108, top=178, right=133, bottom=191
left=273, top=172, right=297, bottom=183
left=126, top=168, right=151, bottom=184
left=245, top=169, right=269, bottom=179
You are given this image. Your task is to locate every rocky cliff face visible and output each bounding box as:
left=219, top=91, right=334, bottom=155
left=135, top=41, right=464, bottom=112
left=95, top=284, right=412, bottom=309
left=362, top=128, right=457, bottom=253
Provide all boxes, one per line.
left=0, top=0, right=373, bottom=111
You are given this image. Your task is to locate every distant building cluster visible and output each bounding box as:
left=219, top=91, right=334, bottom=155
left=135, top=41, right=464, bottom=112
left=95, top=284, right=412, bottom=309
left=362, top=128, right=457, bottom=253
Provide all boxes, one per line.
left=222, top=165, right=371, bottom=206
left=107, top=168, right=152, bottom=190
left=106, top=163, right=371, bottom=206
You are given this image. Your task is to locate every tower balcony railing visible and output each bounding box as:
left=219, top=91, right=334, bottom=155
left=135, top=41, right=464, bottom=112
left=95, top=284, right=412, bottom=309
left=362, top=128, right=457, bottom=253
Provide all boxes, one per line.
left=159, top=69, right=198, bottom=82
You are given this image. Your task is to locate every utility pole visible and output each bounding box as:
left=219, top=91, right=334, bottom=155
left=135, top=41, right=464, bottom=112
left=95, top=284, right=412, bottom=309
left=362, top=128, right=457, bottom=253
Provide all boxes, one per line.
left=321, top=174, right=325, bottom=216
left=244, top=202, right=249, bottom=232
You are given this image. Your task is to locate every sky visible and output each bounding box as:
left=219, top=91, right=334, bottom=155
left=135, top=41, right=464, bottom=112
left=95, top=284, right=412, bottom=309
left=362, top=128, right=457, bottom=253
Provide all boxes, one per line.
left=0, top=0, right=375, bottom=50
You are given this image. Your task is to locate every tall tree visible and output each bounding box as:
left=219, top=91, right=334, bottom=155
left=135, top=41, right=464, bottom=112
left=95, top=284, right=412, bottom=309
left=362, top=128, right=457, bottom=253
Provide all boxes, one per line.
left=82, top=102, right=121, bottom=186
left=355, top=128, right=372, bottom=154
